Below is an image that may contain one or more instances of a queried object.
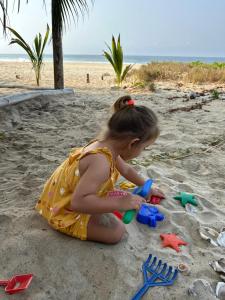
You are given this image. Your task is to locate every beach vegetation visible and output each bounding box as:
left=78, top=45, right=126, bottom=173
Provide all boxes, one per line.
left=190, top=61, right=205, bottom=67
left=148, top=82, right=156, bottom=92
left=7, top=25, right=50, bottom=86
left=190, top=61, right=225, bottom=69
left=211, top=89, right=219, bottom=99
left=1, top=1, right=92, bottom=89
left=132, top=61, right=225, bottom=84
left=132, top=81, right=145, bottom=88
left=0, top=132, right=5, bottom=140
left=103, top=35, right=133, bottom=86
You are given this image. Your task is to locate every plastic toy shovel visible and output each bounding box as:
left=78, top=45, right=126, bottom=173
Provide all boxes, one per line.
left=0, top=274, right=33, bottom=294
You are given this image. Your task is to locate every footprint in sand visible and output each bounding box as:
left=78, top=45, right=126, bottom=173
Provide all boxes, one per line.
left=195, top=210, right=222, bottom=224
left=170, top=212, right=207, bottom=248
left=206, top=189, right=225, bottom=207
left=167, top=172, right=186, bottom=183
left=77, top=253, right=118, bottom=299
left=208, top=180, right=225, bottom=190
left=182, top=159, right=201, bottom=173
left=176, top=183, right=194, bottom=193
left=196, top=194, right=224, bottom=213
left=159, top=133, right=177, bottom=140
left=147, top=167, right=163, bottom=179
left=188, top=279, right=217, bottom=300
left=0, top=215, right=13, bottom=237
left=197, top=164, right=211, bottom=176
left=0, top=214, right=12, bottom=227
left=16, top=164, right=28, bottom=172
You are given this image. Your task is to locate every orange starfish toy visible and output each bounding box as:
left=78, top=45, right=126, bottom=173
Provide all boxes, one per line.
left=160, top=233, right=188, bottom=252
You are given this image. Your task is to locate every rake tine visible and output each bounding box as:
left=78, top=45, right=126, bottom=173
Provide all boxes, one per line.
left=145, top=254, right=153, bottom=266
left=158, top=262, right=167, bottom=279
left=143, top=254, right=152, bottom=270
left=149, top=256, right=157, bottom=269
left=167, top=267, right=177, bottom=282
left=142, top=265, right=148, bottom=283
left=160, top=263, right=168, bottom=275
left=143, top=254, right=153, bottom=282
left=145, top=259, right=163, bottom=284
left=164, top=266, right=172, bottom=281
left=154, top=259, right=162, bottom=273
left=170, top=268, right=179, bottom=282
left=164, top=267, right=178, bottom=283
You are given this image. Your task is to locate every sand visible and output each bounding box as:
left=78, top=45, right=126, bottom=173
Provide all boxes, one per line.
left=0, top=61, right=225, bottom=300
left=0, top=61, right=119, bottom=93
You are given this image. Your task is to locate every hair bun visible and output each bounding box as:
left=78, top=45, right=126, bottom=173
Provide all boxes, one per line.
left=113, top=95, right=133, bottom=113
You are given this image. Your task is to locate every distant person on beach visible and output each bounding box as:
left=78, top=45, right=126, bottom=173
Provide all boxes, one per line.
left=36, top=95, right=164, bottom=244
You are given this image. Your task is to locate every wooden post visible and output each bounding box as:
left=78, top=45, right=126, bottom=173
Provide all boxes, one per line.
left=86, top=73, right=90, bottom=83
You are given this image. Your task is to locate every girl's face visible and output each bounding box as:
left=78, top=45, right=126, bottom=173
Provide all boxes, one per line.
left=121, top=138, right=155, bottom=161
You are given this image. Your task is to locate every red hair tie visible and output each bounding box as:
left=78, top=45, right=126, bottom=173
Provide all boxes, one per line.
left=127, top=99, right=135, bottom=106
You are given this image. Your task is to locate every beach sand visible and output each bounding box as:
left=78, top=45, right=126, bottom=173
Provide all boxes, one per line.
left=0, top=61, right=118, bottom=93
left=0, top=61, right=225, bottom=299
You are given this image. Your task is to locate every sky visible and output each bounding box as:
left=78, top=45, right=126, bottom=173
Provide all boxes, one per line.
left=0, top=0, right=225, bottom=57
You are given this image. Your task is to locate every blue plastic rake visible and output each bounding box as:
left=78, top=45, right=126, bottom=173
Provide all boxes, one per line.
left=131, top=254, right=179, bottom=300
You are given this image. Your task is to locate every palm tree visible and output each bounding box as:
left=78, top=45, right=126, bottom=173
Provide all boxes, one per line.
left=0, top=0, right=91, bottom=89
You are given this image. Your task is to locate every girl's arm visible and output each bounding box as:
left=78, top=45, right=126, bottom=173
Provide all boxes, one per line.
left=70, top=154, right=143, bottom=214
left=116, top=156, right=165, bottom=199
left=116, top=156, right=146, bottom=186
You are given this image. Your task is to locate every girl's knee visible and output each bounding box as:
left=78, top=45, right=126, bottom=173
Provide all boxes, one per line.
left=87, top=215, right=126, bottom=244
left=108, top=221, right=126, bottom=244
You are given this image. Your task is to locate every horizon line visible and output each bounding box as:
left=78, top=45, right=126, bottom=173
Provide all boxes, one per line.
left=0, top=53, right=225, bottom=59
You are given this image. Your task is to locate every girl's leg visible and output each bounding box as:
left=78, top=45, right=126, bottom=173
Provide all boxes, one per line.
left=87, top=214, right=126, bottom=244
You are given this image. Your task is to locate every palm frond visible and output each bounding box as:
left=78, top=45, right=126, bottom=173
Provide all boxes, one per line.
left=0, top=0, right=8, bottom=35
left=10, top=38, right=36, bottom=61
left=34, top=35, right=40, bottom=58
left=7, top=27, right=35, bottom=60
left=1, top=0, right=32, bottom=34
left=7, top=26, right=28, bottom=46
left=15, top=0, right=29, bottom=13
left=40, top=24, right=50, bottom=57
left=1, top=0, right=92, bottom=34
left=103, top=34, right=130, bottom=85
left=116, top=34, right=123, bottom=75
left=52, top=0, right=92, bottom=35
left=105, top=42, right=113, bottom=56
left=111, top=36, right=120, bottom=75
left=103, top=50, right=116, bottom=71
left=121, top=64, right=133, bottom=82
left=8, top=25, right=49, bottom=86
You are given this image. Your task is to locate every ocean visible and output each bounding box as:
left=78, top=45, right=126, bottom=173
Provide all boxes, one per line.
left=0, top=53, right=225, bottom=64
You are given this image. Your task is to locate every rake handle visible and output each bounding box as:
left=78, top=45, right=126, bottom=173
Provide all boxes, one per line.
left=131, top=271, right=163, bottom=299
left=131, top=283, right=150, bottom=300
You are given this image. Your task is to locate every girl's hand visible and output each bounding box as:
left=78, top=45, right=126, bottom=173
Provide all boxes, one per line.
left=147, top=187, right=165, bottom=202
left=117, top=194, right=145, bottom=212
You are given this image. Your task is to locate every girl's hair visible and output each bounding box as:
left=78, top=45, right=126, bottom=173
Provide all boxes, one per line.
left=104, top=95, right=159, bottom=143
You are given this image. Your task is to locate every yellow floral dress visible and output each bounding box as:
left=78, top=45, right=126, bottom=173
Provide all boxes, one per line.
left=35, top=145, right=120, bottom=240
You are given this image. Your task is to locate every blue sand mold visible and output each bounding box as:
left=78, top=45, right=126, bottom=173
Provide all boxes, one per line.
left=136, top=204, right=165, bottom=227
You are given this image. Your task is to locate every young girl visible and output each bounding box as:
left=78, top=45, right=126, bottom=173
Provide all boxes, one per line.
left=36, top=95, right=164, bottom=244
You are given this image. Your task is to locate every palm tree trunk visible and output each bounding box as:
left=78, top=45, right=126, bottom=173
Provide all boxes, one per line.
left=52, top=1, right=64, bottom=89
